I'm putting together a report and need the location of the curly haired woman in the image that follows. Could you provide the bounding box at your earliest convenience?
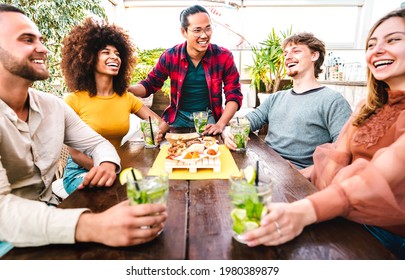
[243,8,405,259]
[61,17,169,195]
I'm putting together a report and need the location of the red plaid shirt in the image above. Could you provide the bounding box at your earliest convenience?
[139,42,243,124]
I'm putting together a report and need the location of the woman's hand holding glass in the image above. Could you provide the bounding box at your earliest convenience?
[242,199,317,247]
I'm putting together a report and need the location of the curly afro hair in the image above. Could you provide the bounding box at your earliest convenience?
[61,17,136,96]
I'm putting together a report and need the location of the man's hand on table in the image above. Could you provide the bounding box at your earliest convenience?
[78,161,117,189]
[75,200,168,246]
[203,122,226,136]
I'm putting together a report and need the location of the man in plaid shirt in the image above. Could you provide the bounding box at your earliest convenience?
[129,5,243,135]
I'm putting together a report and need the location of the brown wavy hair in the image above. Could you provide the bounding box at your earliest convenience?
[61,17,136,96]
[353,8,405,126]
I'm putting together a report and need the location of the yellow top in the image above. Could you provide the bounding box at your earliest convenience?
[64,90,143,147]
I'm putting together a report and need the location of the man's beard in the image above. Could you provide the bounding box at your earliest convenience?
[286,68,298,77]
[0,46,49,81]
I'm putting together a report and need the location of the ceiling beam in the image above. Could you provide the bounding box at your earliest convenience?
[124,0,365,8]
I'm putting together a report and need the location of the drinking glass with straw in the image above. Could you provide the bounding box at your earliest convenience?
[126,169,169,232]
[140,117,159,148]
[230,117,250,152]
[126,169,169,206]
[228,161,273,244]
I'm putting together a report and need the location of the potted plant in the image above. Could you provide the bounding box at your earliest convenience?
[246,27,293,105]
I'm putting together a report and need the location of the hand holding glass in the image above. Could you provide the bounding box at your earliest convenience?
[230,118,250,152]
[229,172,272,244]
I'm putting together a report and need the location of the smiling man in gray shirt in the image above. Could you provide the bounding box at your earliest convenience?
[224,32,352,169]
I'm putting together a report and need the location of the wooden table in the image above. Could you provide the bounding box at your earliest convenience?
[3,133,395,260]
[188,135,395,260]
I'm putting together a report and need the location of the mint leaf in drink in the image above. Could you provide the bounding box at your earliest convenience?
[128,188,142,205]
[245,198,255,219]
[140,121,148,132]
[245,197,263,222]
[234,134,244,148]
[138,190,148,204]
[232,217,245,235]
[128,189,149,204]
[244,125,250,135]
[253,203,264,221]
[199,119,207,131]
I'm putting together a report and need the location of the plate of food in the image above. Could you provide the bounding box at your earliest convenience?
[164,137,221,173]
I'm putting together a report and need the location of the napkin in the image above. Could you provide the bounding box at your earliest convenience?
[148,144,239,180]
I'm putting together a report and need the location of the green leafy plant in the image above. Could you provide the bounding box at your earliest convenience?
[132,47,170,95]
[246,26,293,93]
[5,0,106,96]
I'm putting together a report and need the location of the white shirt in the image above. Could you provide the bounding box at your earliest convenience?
[0,88,121,247]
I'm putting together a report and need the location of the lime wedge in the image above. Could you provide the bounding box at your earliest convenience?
[119,167,143,185]
[243,165,256,185]
[145,137,154,145]
[244,221,259,232]
[231,208,247,221]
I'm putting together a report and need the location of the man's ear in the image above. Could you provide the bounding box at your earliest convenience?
[181,27,187,39]
[312,51,320,62]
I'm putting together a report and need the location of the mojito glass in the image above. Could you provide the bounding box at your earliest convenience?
[193,111,208,134]
[229,172,272,244]
[126,172,169,206]
[140,118,159,148]
[230,118,250,152]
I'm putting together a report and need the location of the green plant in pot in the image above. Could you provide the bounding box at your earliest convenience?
[246,27,293,95]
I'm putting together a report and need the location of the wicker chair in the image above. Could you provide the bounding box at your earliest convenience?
[55,144,69,180]
[51,144,70,199]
